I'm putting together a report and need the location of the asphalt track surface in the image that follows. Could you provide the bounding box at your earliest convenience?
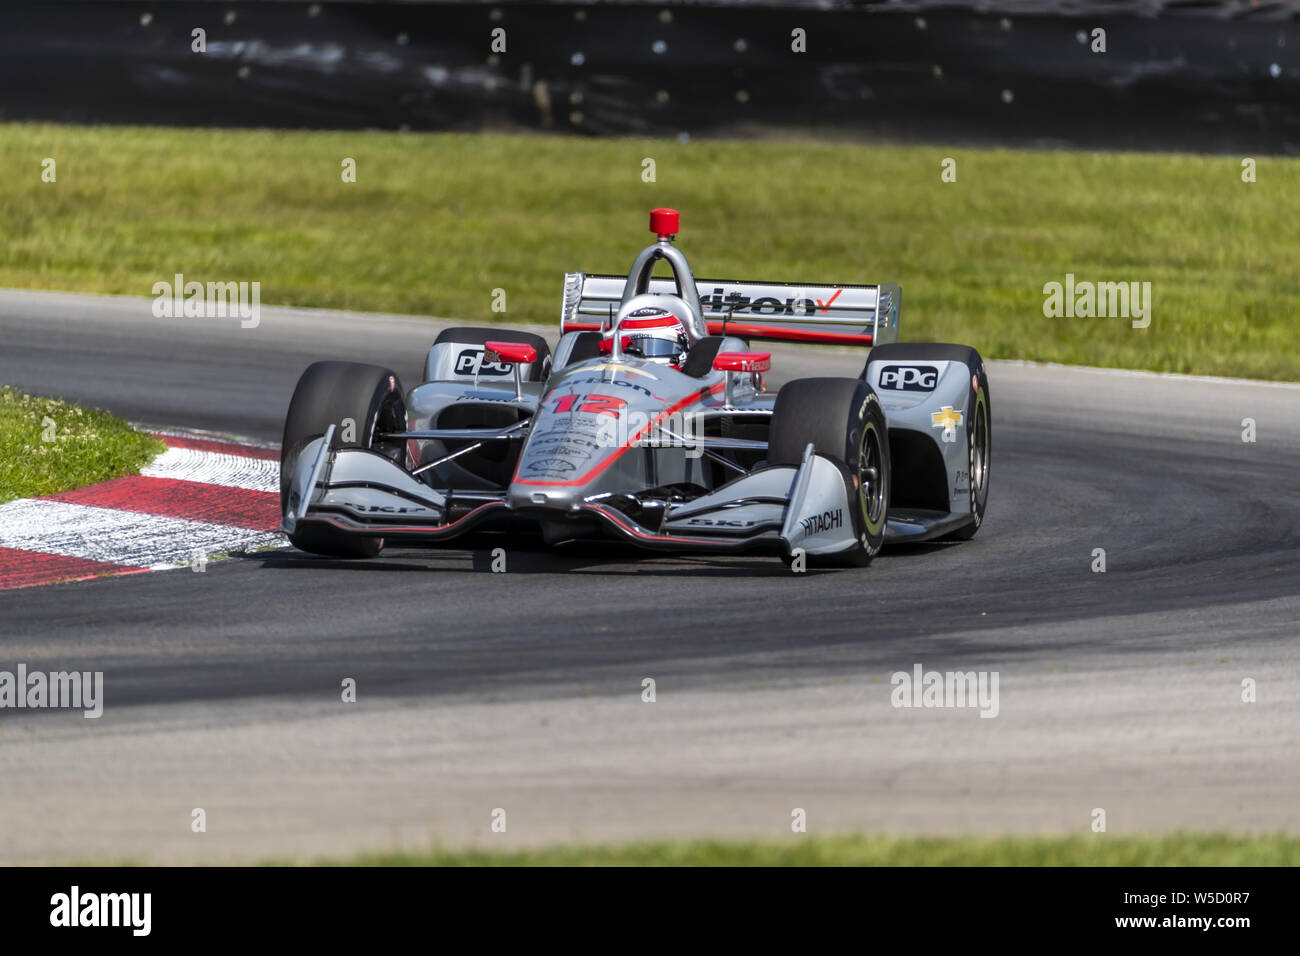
[1,289,1298,863]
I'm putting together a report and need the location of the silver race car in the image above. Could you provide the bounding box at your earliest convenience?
[280,208,990,566]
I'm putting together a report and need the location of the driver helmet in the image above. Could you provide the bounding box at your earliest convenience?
[605,296,692,367]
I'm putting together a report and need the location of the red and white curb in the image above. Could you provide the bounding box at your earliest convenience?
[0,430,285,591]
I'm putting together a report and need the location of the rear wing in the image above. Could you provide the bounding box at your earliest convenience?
[561,273,900,348]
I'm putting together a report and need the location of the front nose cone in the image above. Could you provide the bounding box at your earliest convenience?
[507,484,584,513]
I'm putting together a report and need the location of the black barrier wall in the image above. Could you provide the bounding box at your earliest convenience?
[2,2,1297,152]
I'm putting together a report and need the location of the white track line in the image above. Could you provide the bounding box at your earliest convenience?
[987,359,1300,391]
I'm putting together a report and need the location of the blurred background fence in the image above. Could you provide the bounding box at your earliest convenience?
[2,1,1297,151]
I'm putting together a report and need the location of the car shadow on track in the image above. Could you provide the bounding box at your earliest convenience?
[251,531,957,578]
[252,549,797,578]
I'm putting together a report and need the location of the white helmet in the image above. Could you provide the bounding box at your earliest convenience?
[606,294,693,367]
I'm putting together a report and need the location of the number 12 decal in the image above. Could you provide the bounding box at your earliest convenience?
[552,394,627,417]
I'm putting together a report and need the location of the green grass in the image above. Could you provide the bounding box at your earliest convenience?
[3,124,1299,379]
[288,833,1300,867]
[0,387,165,503]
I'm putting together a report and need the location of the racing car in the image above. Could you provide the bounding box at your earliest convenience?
[279,208,990,566]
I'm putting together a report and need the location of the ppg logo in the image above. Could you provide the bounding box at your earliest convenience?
[879,364,938,391]
[454,348,512,376]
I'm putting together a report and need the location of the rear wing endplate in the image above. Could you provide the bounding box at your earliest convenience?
[562,273,900,347]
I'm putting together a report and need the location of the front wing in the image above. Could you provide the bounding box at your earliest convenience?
[281,436,871,558]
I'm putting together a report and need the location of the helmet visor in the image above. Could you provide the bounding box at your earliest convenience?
[627,335,682,359]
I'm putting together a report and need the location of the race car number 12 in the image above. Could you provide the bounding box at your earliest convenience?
[553,394,627,418]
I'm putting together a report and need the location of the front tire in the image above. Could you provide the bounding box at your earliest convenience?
[280,361,407,558]
[769,377,891,566]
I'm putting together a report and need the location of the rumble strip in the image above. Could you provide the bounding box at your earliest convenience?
[0,431,284,590]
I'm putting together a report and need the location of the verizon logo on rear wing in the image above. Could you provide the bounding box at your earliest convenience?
[561,273,900,348]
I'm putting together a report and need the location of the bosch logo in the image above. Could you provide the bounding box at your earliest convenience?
[454,348,513,377]
[879,365,938,391]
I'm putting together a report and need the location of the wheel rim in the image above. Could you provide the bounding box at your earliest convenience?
[858,421,886,532]
[970,391,989,505]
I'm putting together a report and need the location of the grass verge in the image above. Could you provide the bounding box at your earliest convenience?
[0,387,165,503]
[2,124,1298,380]
[290,833,1300,867]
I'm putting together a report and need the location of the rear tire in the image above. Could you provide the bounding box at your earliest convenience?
[942,357,990,540]
[280,361,407,558]
[863,342,990,541]
[769,378,890,566]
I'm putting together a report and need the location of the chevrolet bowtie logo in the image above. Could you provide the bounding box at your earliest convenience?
[931,406,963,430]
